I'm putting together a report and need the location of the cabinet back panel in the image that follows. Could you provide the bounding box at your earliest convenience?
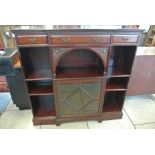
[58,49,103,68]
[19,47,51,72]
[109,46,136,73]
[103,91,126,112]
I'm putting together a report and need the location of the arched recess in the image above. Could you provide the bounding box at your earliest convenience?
[54,47,108,78]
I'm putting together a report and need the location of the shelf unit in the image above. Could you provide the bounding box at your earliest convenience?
[19,46,56,123]
[103,45,136,114]
[11,29,143,126]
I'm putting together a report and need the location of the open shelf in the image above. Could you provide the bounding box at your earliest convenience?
[19,47,52,80]
[56,67,103,78]
[103,91,125,112]
[27,80,53,96]
[56,49,104,78]
[31,95,56,117]
[25,69,52,81]
[108,46,136,75]
[106,77,129,91]
[107,67,130,77]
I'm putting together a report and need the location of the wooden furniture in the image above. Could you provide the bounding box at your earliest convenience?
[1,29,144,125]
[127,47,155,95]
[145,25,155,46]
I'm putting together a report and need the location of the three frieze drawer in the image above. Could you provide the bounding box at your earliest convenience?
[15,34,139,45]
[50,35,111,44]
[112,35,139,43]
[16,35,48,45]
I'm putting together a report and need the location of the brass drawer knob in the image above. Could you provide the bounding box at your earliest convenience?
[62,37,70,43]
[29,38,37,43]
[92,37,101,42]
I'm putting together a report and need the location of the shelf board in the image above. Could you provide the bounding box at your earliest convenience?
[33,102,56,117]
[103,101,122,112]
[29,85,53,96]
[26,69,52,81]
[106,81,127,91]
[31,95,56,117]
[107,67,130,77]
[34,107,56,117]
[56,67,103,78]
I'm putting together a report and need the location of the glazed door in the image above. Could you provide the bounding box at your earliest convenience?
[54,78,104,118]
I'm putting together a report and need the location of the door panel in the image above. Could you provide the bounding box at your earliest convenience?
[55,79,103,117]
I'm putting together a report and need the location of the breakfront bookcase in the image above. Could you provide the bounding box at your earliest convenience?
[10,29,143,125]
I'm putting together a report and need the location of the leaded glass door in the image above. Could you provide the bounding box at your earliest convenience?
[54,79,104,117]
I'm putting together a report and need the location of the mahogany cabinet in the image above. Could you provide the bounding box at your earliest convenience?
[1,29,144,125]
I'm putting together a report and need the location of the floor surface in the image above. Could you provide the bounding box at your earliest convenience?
[0,94,155,129]
[0,93,11,114]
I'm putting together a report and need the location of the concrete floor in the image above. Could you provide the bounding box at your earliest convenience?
[0,94,155,129]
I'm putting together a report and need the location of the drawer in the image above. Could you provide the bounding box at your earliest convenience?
[112,35,139,43]
[16,35,48,45]
[50,35,111,44]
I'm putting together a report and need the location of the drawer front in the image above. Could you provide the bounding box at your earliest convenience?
[112,35,139,43]
[51,35,111,44]
[16,35,48,45]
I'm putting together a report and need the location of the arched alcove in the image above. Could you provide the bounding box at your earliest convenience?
[56,48,105,78]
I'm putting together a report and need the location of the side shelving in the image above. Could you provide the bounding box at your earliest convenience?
[107,46,136,77]
[31,95,56,117]
[103,45,136,114]
[103,91,126,112]
[106,77,129,91]
[27,80,53,96]
[19,46,56,121]
[19,47,52,80]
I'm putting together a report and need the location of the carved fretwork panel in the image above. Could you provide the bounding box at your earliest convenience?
[91,48,108,73]
[52,48,72,76]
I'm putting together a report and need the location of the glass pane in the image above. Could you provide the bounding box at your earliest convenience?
[80,82,101,98]
[60,101,79,115]
[58,83,79,93]
[58,81,101,116]
[82,99,99,114]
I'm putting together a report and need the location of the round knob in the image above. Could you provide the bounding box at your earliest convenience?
[92,37,100,42]
[62,37,70,43]
[29,38,37,43]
